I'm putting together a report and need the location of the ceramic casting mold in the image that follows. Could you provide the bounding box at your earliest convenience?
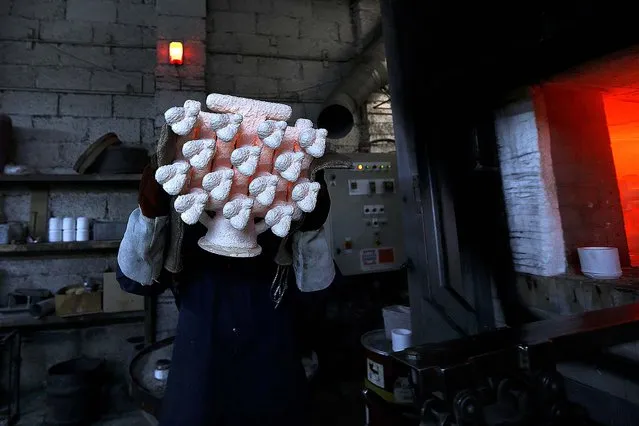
[156,93,328,257]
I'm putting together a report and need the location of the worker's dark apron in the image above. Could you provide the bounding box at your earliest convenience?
[158,224,309,426]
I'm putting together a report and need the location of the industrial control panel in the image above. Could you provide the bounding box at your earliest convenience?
[324,153,406,276]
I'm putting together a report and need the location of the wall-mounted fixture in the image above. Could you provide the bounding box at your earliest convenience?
[169,41,183,65]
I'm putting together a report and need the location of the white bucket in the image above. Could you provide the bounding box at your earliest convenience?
[577,247,622,279]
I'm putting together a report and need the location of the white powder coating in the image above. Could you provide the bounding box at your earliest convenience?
[494,95,566,276]
[157,93,328,257]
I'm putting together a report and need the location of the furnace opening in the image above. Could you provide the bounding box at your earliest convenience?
[495,47,639,275]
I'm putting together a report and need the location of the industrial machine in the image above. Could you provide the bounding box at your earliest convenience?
[380,302,639,426]
[324,153,406,276]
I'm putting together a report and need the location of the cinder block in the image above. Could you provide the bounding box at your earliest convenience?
[338,22,355,43]
[88,118,141,143]
[301,61,341,83]
[142,74,155,94]
[315,38,355,61]
[0,0,9,14]
[0,16,38,39]
[116,2,155,27]
[275,36,318,58]
[235,76,278,97]
[140,119,157,145]
[230,0,272,14]
[10,0,66,19]
[311,0,350,24]
[91,70,143,93]
[66,0,116,22]
[36,67,91,90]
[13,140,63,171]
[40,20,93,43]
[114,95,155,119]
[0,42,59,66]
[279,79,328,102]
[180,78,207,91]
[92,23,142,46]
[113,47,155,72]
[0,65,36,88]
[49,191,108,220]
[300,18,339,41]
[208,0,230,11]
[6,115,33,128]
[58,46,114,68]
[157,15,205,40]
[105,192,138,221]
[32,117,90,141]
[209,54,258,76]
[157,0,206,17]
[142,26,156,47]
[276,0,313,18]
[256,14,299,37]
[2,193,30,222]
[257,57,301,79]
[213,11,256,34]
[205,74,236,95]
[60,94,112,117]
[155,90,206,115]
[0,91,58,116]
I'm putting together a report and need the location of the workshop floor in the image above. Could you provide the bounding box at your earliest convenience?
[16,380,365,426]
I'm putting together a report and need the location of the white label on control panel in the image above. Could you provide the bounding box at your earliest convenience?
[360,248,396,271]
[367,358,384,388]
[393,377,414,404]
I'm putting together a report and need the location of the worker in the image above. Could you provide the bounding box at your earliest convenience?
[116,126,339,426]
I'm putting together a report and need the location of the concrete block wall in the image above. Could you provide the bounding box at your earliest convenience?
[0,0,395,389]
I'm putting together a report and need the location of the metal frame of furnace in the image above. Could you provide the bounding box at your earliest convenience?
[324,153,406,276]
[387,302,639,426]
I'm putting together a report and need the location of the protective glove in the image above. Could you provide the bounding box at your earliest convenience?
[298,170,330,232]
[138,162,171,218]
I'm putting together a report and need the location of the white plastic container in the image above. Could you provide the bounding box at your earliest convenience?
[62,217,75,231]
[49,217,62,231]
[48,230,62,243]
[577,247,622,280]
[391,328,412,352]
[75,229,89,242]
[62,229,75,242]
[76,217,89,231]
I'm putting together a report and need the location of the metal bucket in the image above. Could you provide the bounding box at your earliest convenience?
[46,357,104,426]
[361,329,418,426]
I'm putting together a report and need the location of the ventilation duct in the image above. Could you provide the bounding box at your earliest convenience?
[317,26,388,139]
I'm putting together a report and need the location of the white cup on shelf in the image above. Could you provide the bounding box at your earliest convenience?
[76,229,89,242]
[48,229,62,243]
[62,229,75,242]
[62,217,75,231]
[49,217,62,231]
[76,217,89,231]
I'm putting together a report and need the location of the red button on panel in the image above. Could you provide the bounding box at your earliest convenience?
[378,248,395,264]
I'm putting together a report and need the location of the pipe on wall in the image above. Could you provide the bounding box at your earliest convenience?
[317,24,388,139]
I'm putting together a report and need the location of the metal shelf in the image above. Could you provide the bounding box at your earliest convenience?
[0,310,145,331]
[0,174,141,188]
[0,240,121,256]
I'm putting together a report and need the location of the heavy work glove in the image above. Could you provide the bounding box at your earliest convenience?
[138,162,171,218]
[298,170,330,232]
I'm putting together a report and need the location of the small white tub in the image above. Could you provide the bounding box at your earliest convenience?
[577,247,622,280]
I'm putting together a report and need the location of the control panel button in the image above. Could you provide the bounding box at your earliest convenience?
[383,180,395,193]
[368,181,376,193]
